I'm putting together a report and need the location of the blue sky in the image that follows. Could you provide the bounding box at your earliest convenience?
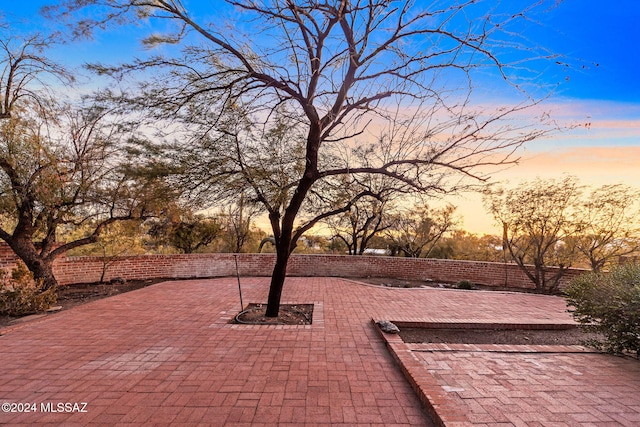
[543,2,640,103]
[2,0,639,234]
[2,1,637,103]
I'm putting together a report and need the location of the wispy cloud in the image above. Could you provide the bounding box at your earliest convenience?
[514,146,640,183]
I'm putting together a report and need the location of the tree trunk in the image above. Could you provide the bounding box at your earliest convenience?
[7,239,59,290]
[264,121,321,317]
[29,259,58,290]
[265,248,289,317]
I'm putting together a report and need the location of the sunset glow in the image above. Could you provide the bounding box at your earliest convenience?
[2,0,638,236]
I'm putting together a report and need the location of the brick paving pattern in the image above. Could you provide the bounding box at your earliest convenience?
[0,277,638,426]
[1,278,432,426]
[416,349,640,426]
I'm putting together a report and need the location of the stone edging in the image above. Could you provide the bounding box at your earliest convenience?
[373,319,470,427]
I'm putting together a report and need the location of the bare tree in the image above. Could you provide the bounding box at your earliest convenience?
[326,174,396,255]
[219,193,263,253]
[386,204,457,258]
[574,184,640,272]
[328,197,391,255]
[483,177,581,293]
[0,32,70,119]
[54,0,564,315]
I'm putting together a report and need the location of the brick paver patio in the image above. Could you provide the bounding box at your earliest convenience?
[1,277,638,426]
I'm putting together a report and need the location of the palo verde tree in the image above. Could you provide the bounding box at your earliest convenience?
[54,0,565,316]
[0,32,172,289]
[573,184,640,272]
[483,176,581,293]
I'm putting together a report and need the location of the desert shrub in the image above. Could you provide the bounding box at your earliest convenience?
[0,263,57,316]
[455,280,475,290]
[565,264,640,356]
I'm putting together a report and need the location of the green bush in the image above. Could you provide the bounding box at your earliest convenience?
[0,263,57,317]
[455,280,475,290]
[565,264,640,356]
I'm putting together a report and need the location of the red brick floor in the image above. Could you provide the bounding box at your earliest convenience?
[1,277,433,426]
[415,347,640,426]
[368,279,640,427]
[0,277,638,426]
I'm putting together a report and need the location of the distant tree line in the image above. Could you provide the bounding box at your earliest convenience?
[0,1,602,314]
[484,177,640,293]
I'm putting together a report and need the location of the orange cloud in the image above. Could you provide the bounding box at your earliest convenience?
[451,145,640,235]
[510,146,640,184]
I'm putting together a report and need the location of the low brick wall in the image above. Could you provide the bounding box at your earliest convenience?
[56,253,586,291]
[0,244,587,290]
